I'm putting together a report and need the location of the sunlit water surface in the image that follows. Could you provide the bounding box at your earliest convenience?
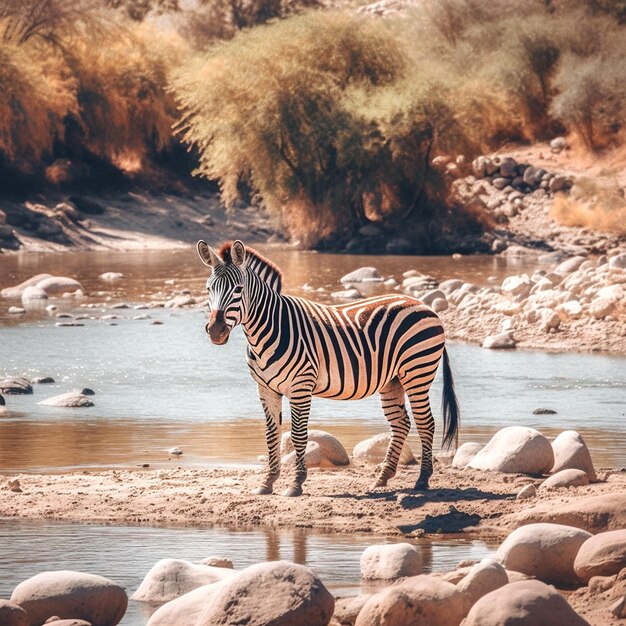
[0,248,624,625]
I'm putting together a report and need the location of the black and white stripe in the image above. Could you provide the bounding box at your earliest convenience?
[198,240,460,496]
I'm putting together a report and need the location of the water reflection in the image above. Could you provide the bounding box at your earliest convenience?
[0,518,495,626]
[1,249,625,472]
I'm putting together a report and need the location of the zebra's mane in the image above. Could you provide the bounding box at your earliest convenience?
[218,242,282,293]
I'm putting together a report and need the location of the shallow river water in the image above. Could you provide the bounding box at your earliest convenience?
[0,247,624,624]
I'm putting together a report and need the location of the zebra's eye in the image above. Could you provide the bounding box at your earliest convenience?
[233,285,243,295]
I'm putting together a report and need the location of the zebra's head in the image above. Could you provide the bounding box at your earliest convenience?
[197,239,247,345]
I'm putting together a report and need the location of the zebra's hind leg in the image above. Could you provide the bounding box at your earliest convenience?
[405,385,436,490]
[373,379,411,489]
[253,384,283,496]
[283,393,312,497]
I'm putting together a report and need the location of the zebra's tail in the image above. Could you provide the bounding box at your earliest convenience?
[441,347,460,451]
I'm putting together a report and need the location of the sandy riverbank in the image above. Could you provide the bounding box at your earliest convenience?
[1,465,624,539]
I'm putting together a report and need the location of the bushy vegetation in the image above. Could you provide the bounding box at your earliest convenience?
[1,0,625,245]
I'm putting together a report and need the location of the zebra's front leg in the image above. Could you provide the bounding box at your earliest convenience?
[283,394,312,497]
[253,384,283,496]
[373,379,411,489]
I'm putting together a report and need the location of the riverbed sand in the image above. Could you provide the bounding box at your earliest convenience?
[1,464,624,539]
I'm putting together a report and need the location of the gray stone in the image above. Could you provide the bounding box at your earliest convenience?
[340,267,382,283]
[462,580,590,625]
[492,177,510,190]
[468,427,554,474]
[194,561,334,626]
[574,529,626,583]
[281,430,349,467]
[0,377,33,395]
[452,442,483,468]
[539,469,590,490]
[554,256,586,275]
[132,558,235,604]
[11,570,127,626]
[360,543,421,580]
[355,575,470,626]
[550,430,596,481]
[353,433,416,466]
[39,393,94,408]
[495,523,591,586]
[482,332,516,350]
[37,277,83,296]
[608,252,626,269]
[499,158,517,178]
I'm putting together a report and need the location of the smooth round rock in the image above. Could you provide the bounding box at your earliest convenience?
[201,557,233,569]
[495,523,592,586]
[457,558,509,605]
[10,570,127,626]
[516,484,537,500]
[1,274,53,298]
[132,559,235,604]
[574,530,626,583]
[452,442,483,468]
[281,441,322,469]
[360,543,422,580]
[0,600,29,626]
[194,561,334,626]
[39,393,94,408]
[468,427,553,474]
[37,277,83,296]
[0,377,33,395]
[482,332,516,350]
[462,580,591,625]
[146,583,227,626]
[21,286,49,301]
[539,469,590,490]
[355,575,470,626]
[353,433,416,465]
[550,430,596,481]
[281,430,349,467]
[99,273,124,281]
[340,267,383,283]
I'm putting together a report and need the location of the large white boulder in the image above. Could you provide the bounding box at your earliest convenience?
[281,441,322,469]
[353,433,416,465]
[281,430,349,467]
[193,561,334,626]
[146,582,227,626]
[482,332,516,350]
[10,571,127,626]
[132,559,235,604]
[452,442,483,468]
[553,256,586,276]
[36,276,83,296]
[574,529,626,583]
[501,275,533,299]
[360,543,422,580]
[550,430,596,481]
[495,523,592,586]
[468,427,554,474]
[461,580,591,625]
[39,393,94,408]
[1,274,53,298]
[355,575,470,626]
[539,469,590,490]
[456,558,509,605]
[340,267,383,283]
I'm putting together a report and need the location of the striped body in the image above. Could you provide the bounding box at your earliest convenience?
[246,294,444,401]
[198,240,459,496]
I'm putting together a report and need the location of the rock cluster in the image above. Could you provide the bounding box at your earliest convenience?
[1,274,84,303]
[453,427,597,487]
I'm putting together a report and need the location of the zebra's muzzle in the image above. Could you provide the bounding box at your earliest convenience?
[206,310,230,345]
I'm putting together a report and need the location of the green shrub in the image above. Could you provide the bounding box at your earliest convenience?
[173,12,482,245]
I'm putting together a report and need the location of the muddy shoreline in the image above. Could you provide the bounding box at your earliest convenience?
[1,465,624,539]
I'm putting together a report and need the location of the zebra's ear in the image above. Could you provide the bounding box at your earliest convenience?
[197,240,222,268]
[231,240,246,267]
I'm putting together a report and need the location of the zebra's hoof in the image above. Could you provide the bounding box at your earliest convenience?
[282,485,303,497]
[252,485,273,495]
[372,479,388,489]
[413,480,430,491]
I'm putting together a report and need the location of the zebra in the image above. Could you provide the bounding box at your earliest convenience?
[198,239,459,497]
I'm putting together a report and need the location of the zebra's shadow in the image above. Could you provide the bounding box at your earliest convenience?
[330,486,512,505]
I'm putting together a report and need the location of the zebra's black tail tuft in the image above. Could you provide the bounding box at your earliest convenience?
[441,347,460,450]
